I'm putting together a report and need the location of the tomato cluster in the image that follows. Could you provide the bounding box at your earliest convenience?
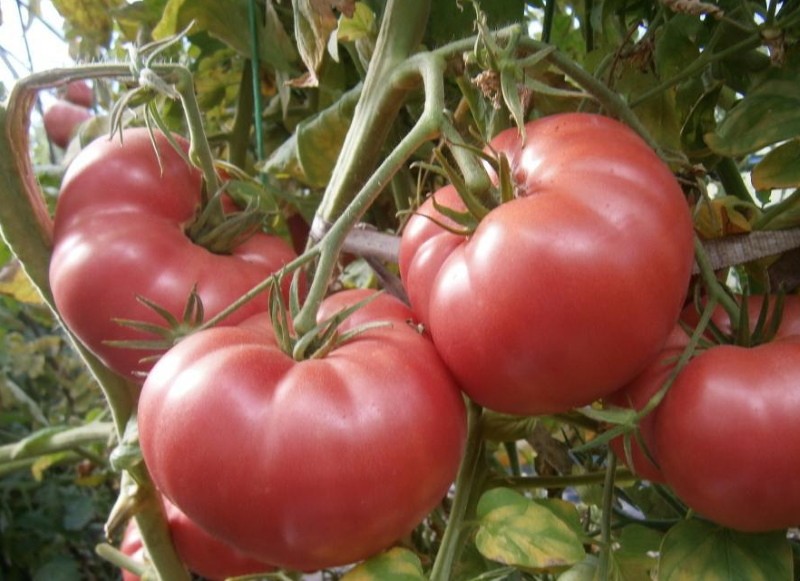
[50,112,749,574]
[47,126,467,574]
[609,295,800,532]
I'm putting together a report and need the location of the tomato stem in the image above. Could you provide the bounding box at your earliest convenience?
[95,543,147,578]
[693,236,741,323]
[486,467,637,490]
[293,52,446,334]
[429,400,485,581]
[597,450,617,580]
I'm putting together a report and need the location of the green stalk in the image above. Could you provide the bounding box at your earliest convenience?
[487,467,636,490]
[429,401,485,581]
[247,0,266,163]
[629,33,762,107]
[597,451,617,580]
[694,236,741,322]
[315,0,431,224]
[432,29,663,155]
[716,157,753,202]
[229,62,255,168]
[0,422,114,463]
[293,53,445,334]
[172,67,221,196]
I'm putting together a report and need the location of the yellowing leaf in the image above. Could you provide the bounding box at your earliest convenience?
[341,547,425,581]
[292,0,338,86]
[693,195,761,239]
[475,488,586,572]
[752,140,800,191]
[0,261,44,304]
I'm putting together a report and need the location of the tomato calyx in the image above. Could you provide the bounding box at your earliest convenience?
[422,141,516,237]
[688,289,789,348]
[105,286,205,373]
[269,282,390,361]
[186,185,268,255]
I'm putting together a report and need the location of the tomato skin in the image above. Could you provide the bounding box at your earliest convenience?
[43,100,92,148]
[608,295,800,483]
[653,337,800,532]
[605,325,689,483]
[63,80,94,108]
[137,289,467,571]
[49,128,297,380]
[400,113,694,415]
[120,499,273,581]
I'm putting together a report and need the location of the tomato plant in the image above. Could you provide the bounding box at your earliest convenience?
[137,289,467,571]
[5,0,800,579]
[49,127,298,381]
[42,100,92,148]
[400,113,695,416]
[120,499,273,581]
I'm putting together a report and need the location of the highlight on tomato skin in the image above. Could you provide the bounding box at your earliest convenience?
[136,288,468,572]
[400,112,696,417]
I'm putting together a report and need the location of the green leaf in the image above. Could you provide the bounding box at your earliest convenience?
[33,555,81,581]
[427,0,526,45]
[475,488,586,572]
[340,547,426,580]
[654,14,703,81]
[752,140,800,191]
[50,0,121,47]
[260,84,361,187]
[153,0,296,71]
[500,66,526,141]
[657,519,792,581]
[706,79,800,156]
[615,524,662,580]
[63,495,95,531]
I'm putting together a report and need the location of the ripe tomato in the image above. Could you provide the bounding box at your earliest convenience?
[652,295,800,532]
[49,128,298,381]
[120,499,273,581]
[608,295,800,483]
[605,325,689,483]
[43,100,92,148]
[137,289,467,571]
[63,80,94,108]
[400,113,694,415]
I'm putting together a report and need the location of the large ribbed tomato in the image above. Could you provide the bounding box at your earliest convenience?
[651,295,800,532]
[609,295,800,484]
[399,113,694,415]
[137,289,467,571]
[49,128,297,381]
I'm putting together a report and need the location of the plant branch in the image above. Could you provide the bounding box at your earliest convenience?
[293,52,445,334]
[429,400,485,581]
[487,467,636,490]
[0,422,114,463]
